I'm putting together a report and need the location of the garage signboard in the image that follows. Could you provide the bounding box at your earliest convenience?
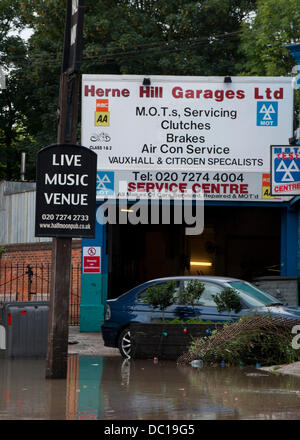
[81,75,293,200]
[35,144,97,237]
[270,145,300,196]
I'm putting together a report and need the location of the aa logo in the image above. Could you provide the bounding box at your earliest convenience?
[95,111,110,127]
[96,171,114,196]
[262,187,274,199]
[262,174,274,199]
[257,102,278,127]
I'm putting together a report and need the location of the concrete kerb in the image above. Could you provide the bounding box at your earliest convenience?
[259,362,300,377]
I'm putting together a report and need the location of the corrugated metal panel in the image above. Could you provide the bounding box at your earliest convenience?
[0,182,51,245]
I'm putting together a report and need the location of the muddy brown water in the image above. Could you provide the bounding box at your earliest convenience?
[1,355,300,420]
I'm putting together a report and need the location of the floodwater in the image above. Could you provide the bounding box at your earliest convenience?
[1,355,300,420]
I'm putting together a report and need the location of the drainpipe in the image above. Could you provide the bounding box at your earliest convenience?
[20,152,26,181]
[286,44,300,144]
[286,44,300,289]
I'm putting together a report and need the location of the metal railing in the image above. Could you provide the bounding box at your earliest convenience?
[0,262,81,325]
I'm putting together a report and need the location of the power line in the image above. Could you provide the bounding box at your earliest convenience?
[0,30,244,65]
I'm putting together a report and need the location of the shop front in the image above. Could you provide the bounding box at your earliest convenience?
[79,74,298,331]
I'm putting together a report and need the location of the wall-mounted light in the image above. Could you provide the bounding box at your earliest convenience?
[120,208,134,213]
[224,76,232,83]
[143,78,151,86]
[190,261,212,267]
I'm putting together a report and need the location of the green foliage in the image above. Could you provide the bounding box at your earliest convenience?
[0,1,30,180]
[189,328,300,366]
[178,280,205,315]
[238,0,300,127]
[143,281,176,321]
[212,287,243,319]
[239,0,300,76]
[3,0,300,181]
[0,0,257,180]
[0,0,64,180]
[82,0,256,76]
[187,315,300,366]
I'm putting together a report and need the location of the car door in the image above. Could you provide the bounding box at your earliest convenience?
[178,280,247,322]
[132,280,181,322]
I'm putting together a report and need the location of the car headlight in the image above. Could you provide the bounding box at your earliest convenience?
[105,304,111,320]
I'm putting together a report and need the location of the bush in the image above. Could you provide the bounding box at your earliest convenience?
[179,315,300,367]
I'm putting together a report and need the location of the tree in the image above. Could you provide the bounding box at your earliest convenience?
[82,0,257,76]
[179,280,205,317]
[143,281,176,321]
[0,0,30,180]
[212,287,243,320]
[239,0,300,76]
[1,0,257,180]
[0,0,66,180]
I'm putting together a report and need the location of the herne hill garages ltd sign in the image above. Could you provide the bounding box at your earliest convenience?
[81,75,293,201]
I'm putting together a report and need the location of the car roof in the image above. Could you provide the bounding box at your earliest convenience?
[146,276,241,284]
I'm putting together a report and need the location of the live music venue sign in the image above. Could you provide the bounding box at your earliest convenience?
[35,144,97,238]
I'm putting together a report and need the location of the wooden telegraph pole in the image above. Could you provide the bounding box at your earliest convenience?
[45,0,85,379]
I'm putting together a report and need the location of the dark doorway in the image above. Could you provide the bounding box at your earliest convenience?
[186,206,281,280]
[107,206,281,299]
[107,223,188,299]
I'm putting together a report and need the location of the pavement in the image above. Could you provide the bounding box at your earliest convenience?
[260,362,300,377]
[67,326,120,356]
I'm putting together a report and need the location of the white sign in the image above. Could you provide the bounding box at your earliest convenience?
[82,75,293,171]
[94,169,288,201]
[81,75,293,200]
[271,145,300,196]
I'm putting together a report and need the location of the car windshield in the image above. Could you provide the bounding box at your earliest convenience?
[227,281,283,307]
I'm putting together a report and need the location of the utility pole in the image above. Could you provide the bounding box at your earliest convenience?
[45,0,84,379]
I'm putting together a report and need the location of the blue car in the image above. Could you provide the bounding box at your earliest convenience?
[101,276,300,358]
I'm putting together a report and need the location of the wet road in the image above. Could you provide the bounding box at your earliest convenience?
[1,355,300,420]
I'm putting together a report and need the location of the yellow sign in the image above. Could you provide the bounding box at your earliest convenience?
[262,173,274,199]
[95,111,110,126]
[262,186,274,199]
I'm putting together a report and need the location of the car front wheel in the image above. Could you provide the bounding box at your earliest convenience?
[118,328,131,358]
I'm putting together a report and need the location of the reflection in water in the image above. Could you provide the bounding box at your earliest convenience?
[1,355,300,419]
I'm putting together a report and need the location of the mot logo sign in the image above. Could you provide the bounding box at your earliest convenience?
[35,144,97,238]
[270,145,300,196]
[257,102,278,126]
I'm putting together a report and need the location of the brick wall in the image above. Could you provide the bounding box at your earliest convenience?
[0,240,81,266]
[0,241,82,323]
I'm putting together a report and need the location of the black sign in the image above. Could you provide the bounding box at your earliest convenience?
[35,144,97,238]
[62,0,84,73]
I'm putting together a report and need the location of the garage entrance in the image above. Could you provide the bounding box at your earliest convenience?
[107,206,281,299]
